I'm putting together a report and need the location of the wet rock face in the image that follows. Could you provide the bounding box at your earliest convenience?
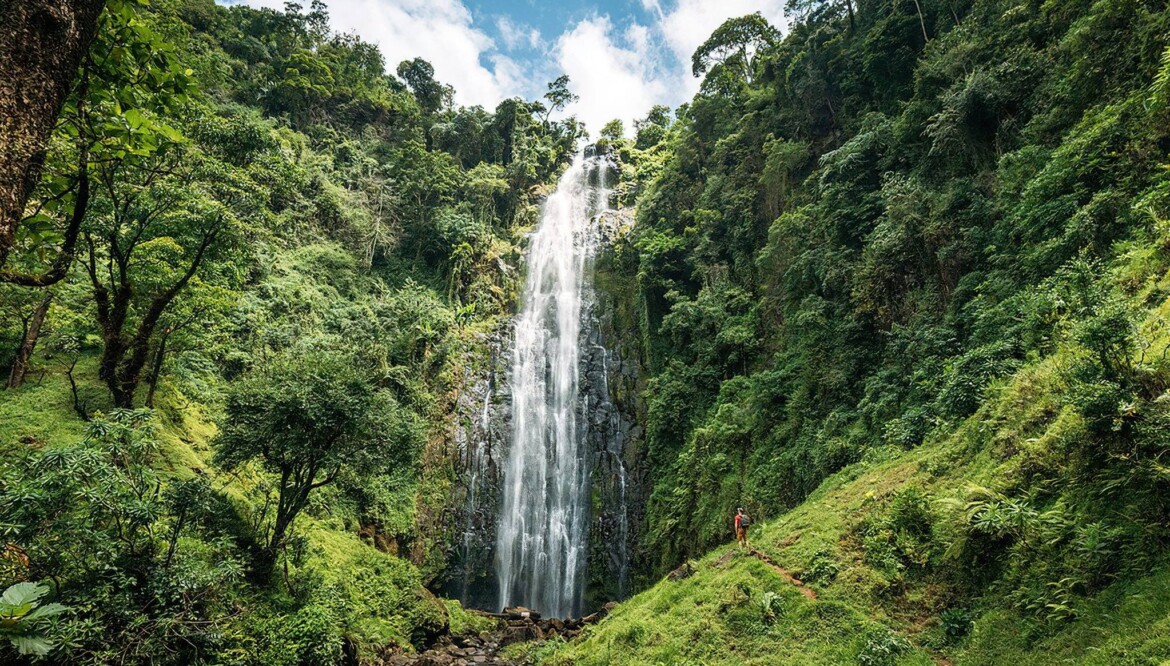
[439,327,513,611]
[578,258,644,605]
[441,162,646,616]
[582,208,646,608]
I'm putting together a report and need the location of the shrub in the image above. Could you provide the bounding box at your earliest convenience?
[804,549,840,585]
[857,628,911,666]
[939,607,973,639]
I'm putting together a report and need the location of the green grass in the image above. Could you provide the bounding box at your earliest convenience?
[548,545,936,665]
[0,358,102,450]
[544,352,1170,666]
[0,361,461,659]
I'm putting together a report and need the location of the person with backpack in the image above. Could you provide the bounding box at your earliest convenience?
[735,507,751,549]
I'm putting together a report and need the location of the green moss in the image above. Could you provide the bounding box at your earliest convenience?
[445,600,501,636]
[548,547,936,665]
[0,361,100,450]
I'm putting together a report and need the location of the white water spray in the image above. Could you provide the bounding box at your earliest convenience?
[495,155,612,618]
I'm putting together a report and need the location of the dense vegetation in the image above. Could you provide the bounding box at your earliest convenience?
[7,0,1170,662]
[0,0,579,662]
[549,0,1170,660]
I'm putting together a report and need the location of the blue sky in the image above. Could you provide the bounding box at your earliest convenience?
[221,0,787,134]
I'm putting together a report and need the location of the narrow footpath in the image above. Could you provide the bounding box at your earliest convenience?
[749,548,818,600]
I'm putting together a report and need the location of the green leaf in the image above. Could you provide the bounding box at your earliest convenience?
[1,583,47,609]
[124,108,145,128]
[11,634,55,657]
[24,603,68,621]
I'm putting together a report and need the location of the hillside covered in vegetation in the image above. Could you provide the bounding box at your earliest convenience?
[540,0,1170,661]
[4,0,1170,663]
[0,0,580,662]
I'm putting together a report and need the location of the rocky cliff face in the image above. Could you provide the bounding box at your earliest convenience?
[438,327,512,611]
[434,185,648,616]
[581,208,646,609]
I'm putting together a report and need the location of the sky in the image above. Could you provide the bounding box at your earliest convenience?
[219,0,788,135]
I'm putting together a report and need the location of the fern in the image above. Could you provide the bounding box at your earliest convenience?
[1148,43,1170,109]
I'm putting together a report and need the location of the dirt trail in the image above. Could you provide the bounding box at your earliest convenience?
[748,548,819,600]
[745,549,953,666]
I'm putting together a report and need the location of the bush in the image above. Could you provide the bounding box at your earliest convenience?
[940,607,973,640]
[804,550,840,585]
[857,628,911,666]
[860,488,938,572]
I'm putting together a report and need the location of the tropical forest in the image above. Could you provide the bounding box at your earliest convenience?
[2,0,1170,664]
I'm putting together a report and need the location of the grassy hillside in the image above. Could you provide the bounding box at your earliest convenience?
[540,0,1170,654]
[546,341,1170,664]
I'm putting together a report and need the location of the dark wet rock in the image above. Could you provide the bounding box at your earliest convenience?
[501,606,540,620]
[668,561,695,581]
[583,142,612,158]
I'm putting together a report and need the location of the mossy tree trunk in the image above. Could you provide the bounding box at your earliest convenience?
[0,0,106,269]
[6,293,52,389]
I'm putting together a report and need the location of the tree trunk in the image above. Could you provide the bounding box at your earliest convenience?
[63,357,88,420]
[144,332,168,408]
[0,0,107,269]
[911,0,930,43]
[93,225,219,408]
[7,294,52,389]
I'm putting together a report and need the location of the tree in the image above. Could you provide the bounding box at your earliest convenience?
[83,149,233,408]
[634,105,672,149]
[6,293,52,389]
[691,13,781,83]
[1,0,194,287]
[396,57,453,116]
[543,74,579,122]
[600,119,625,142]
[0,0,108,273]
[213,349,402,578]
[141,282,234,408]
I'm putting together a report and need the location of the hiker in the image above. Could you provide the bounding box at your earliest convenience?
[735,507,751,549]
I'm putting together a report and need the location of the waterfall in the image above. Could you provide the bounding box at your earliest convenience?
[495,155,611,618]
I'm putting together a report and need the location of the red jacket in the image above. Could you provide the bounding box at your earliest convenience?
[735,514,743,530]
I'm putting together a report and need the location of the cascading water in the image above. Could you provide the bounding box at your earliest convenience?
[495,155,612,618]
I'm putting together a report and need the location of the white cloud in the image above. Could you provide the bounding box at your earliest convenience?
[553,15,667,137]
[225,0,524,108]
[221,0,790,135]
[551,1,788,135]
[639,0,664,17]
[497,16,541,51]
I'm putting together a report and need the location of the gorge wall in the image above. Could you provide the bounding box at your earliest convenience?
[429,159,648,617]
